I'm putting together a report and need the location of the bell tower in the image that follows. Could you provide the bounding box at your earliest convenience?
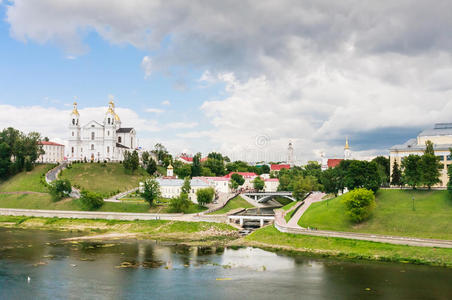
[104,100,117,161]
[69,102,81,160]
[344,137,352,160]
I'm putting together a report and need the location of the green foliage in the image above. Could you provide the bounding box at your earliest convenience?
[196,187,215,206]
[424,140,435,155]
[320,167,340,196]
[292,175,319,200]
[141,178,161,206]
[420,153,442,189]
[208,196,254,214]
[175,163,192,178]
[371,156,390,185]
[151,143,169,164]
[0,142,11,179]
[231,173,245,186]
[181,177,191,195]
[191,153,202,177]
[342,188,376,223]
[169,193,191,213]
[203,157,225,176]
[146,158,157,176]
[123,150,140,173]
[402,154,422,188]
[261,164,270,174]
[253,176,265,191]
[200,167,214,176]
[341,160,381,192]
[229,179,239,190]
[391,160,402,186]
[49,179,72,201]
[141,151,150,166]
[80,190,104,210]
[302,161,322,181]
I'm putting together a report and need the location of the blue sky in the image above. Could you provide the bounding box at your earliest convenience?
[1,1,451,163]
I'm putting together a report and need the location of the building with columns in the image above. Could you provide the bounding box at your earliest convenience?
[68,101,137,162]
[390,123,452,187]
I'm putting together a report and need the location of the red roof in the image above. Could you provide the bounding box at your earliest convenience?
[270,164,290,171]
[327,159,343,168]
[179,156,208,163]
[38,141,64,146]
[264,178,279,182]
[224,172,257,179]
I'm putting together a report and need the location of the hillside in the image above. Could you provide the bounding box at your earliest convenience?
[0,164,52,193]
[298,189,452,240]
[60,163,148,197]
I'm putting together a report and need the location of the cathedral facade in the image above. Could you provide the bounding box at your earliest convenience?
[68,101,137,162]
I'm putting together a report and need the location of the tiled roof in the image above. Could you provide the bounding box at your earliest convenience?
[116,143,129,149]
[327,159,343,168]
[264,178,279,182]
[116,127,134,133]
[179,156,208,163]
[223,172,257,179]
[270,164,290,171]
[38,141,64,146]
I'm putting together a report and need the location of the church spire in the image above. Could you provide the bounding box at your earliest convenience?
[344,137,350,150]
[72,102,79,116]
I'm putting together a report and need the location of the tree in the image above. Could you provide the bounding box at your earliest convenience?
[253,176,265,191]
[231,173,245,186]
[152,143,169,163]
[169,193,191,213]
[402,155,422,189]
[191,153,202,177]
[196,187,215,206]
[372,156,390,186]
[341,160,381,193]
[123,150,140,173]
[204,157,225,176]
[292,176,319,200]
[0,142,11,179]
[49,179,72,201]
[181,177,191,195]
[200,167,214,176]
[303,161,322,181]
[175,163,192,178]
[342,188,376,223]
[425,140,435,155]
[320,167,340,196]
[261,164,270,174]
[141,178,161,206]
[391,160,402,186]
[420,154,442,189]
[142,151,150,166]
[448,148,452,198]
[229,180,239,190]
[80,190,104,210]
[146,158,157,175]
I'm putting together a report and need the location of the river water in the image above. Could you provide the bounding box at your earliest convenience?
[1,228,452,300]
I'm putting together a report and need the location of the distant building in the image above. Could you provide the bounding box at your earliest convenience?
[176,155,208,164]
[270,164,291,172]
[264,178,279,192]
[390,123,452,187]
[38,141,65,163]
[156,178,210,203]
[321,138,351,171]
[224,172,258,189]
[287,141,294,166]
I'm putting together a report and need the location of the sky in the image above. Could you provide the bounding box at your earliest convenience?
[1,0,452,164]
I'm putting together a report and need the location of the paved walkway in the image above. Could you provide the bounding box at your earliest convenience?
[274,192,452,248]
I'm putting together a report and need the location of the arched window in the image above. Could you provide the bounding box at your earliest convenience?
[72,131,74,137]
[131,138,133,148]
[107,131,110,136]
[107,146,110,153]
[72,119,75,125]
[71,147,74,153]
[91,144,94,150]
[91,132,95,140]
[81,148,83,153]
[118,136,122,143]
[108,118,111,124]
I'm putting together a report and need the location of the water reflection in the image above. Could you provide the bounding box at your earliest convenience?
[1,228,452,300]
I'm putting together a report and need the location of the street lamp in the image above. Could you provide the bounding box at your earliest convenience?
[412,196,415,211]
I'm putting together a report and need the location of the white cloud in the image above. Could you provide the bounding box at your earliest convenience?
[141,56,152,79]
[166,122,198,129]
[161,100,170,106]
[146,108,164,114]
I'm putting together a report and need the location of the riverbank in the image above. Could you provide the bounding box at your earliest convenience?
[236,226,452,267]
[0,215,238,246]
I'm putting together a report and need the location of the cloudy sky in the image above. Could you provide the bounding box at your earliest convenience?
[1,0,452,163]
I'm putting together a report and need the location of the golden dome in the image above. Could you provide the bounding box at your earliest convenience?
[344,137,350,150]
[114,113,120,121]
[167,164,173,169]
[72,102,80,116]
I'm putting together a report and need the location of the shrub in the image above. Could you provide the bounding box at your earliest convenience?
[342,188,376,223]
[141,179,161,206]
[80,190,104,210]
[49,179,72,201]
[196,187,215,206]
[169,193,191,213]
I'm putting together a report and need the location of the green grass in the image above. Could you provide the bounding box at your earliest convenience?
[245,226,452,267]
[284,207,298,223]
[60,163,148,197]
[299,189,452,240]
[0,164,52,193]
[274,196,293,206]
[208,196,254,215]
[281,200,298,211]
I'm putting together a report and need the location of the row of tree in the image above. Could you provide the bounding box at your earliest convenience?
[0,127,43,179]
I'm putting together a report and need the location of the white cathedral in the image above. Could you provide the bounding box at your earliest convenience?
[68,101,137,162]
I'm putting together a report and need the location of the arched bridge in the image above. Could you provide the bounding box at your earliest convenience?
[243,192,295,203]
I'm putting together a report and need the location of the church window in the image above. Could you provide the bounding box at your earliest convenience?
[131,138,133,148]
[72,131,74,137]
[107,131,110,136]
[108,118,111,124]
[91,132,95,140]
[72,119,75,125]
[107,146,110,153]
[71,147,74,153]
[91,144,94,150]
[118,137,122,143]
[91,125,95,127]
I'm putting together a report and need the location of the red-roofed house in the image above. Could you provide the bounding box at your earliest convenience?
[270,164,291,172]
[264,178,279,192]
[327,159,343,169]
[176,156,208,164]
[224,172,258,189]
[38,141,65,163]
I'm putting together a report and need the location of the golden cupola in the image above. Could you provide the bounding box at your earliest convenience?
[72,102,80,116]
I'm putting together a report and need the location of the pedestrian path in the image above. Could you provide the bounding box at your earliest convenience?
[287,192,325,227]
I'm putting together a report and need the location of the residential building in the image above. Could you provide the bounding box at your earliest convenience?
[155,178,210,203]
[38,141,65,163]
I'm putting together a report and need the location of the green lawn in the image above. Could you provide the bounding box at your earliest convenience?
[299,189,452,240]
[0,164,52,193]
[281,200,298,211]
[60,163,148,197]
[274,196,293,206]
[208,196,254,215]
[245,226,452,267]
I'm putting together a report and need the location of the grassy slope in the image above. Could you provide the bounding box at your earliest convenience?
[0,164,51,193]
[299,190,452,240]
[60,163,148,197]
[208,196,254,215]
[245,226,452,267]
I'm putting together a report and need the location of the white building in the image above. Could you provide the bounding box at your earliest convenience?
[264,178,279,192]
[38,141,65,163]
[195,177,231,194]
[68,101,137,162]
[156,178,210,203]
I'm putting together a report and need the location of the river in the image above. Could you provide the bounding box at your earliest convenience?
[1,228,452,299]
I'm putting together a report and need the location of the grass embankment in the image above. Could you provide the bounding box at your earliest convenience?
[60,163,148,198]
[243,226,452,267]
[299,189,452,240]
[0,164,52,193]
[208,196,254,215]
[0,215,238,244]
[281,201,299,222]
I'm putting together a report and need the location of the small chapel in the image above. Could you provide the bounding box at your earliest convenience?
[68,100,137,162]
